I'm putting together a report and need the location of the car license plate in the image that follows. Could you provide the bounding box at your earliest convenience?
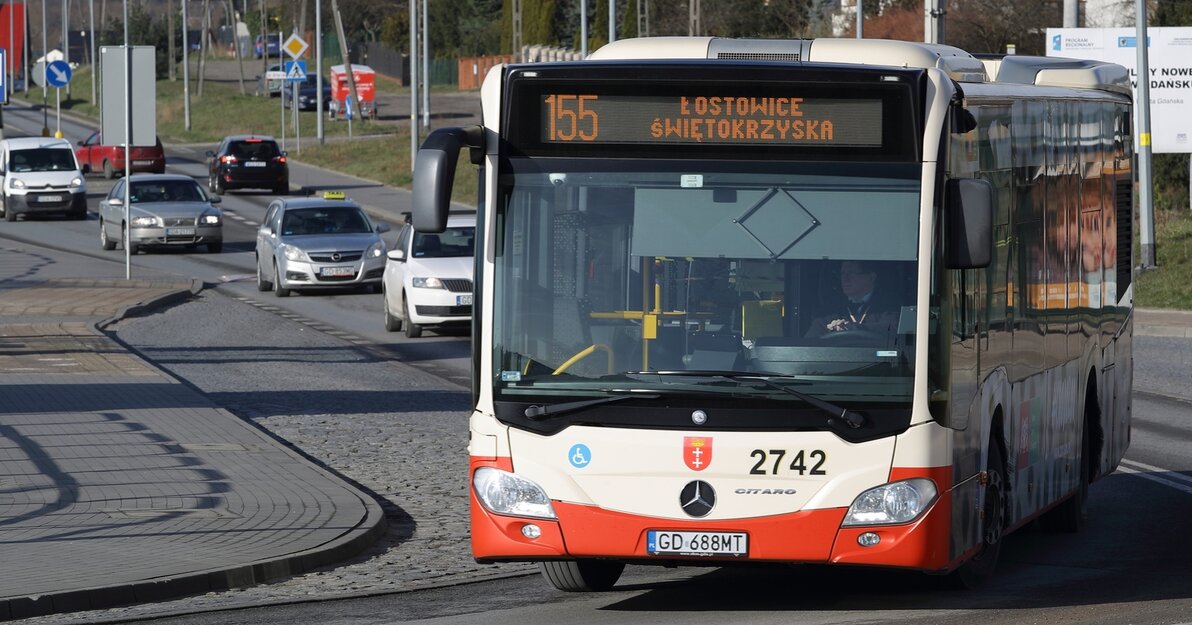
[134,160,154,166]
[646,531,748,557]
[320,266,355,277]
[38,195,64,202]
[166,227,196,236]
[456,294,472,306]
[245,161,267,167]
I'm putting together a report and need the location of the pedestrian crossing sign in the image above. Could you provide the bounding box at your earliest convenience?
[284,60,307,83]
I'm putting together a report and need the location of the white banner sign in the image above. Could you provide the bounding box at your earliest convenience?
[1047,27,1192,153]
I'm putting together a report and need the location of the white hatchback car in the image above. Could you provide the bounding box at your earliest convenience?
[382,213,475,338]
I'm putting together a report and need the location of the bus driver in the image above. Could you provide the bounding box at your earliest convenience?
[805,260,899,339]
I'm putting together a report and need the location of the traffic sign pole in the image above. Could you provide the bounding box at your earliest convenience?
[44,60,73,139]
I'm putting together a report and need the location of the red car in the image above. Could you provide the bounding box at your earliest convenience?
[75,132,166,179]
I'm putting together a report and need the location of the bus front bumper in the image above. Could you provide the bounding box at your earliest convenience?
[470,458,957,572]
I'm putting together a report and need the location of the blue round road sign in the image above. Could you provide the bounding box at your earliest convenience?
[46,60,72,87]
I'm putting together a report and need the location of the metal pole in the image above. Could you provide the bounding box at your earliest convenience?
[183,0,190,130]
[24,0,29,95]
[315,0,322,143]
[580,0,586,57]
[1064,0,1078,27]
[608,0,614,43]
[123,0,131,279]
[856,0,862,39]
[1135,0,1155,268]
[89,0,95,104]
[420,0,427,128]
[60,0,66,98]
[41,0,47,135]
[9,0,15,99]
[278,25,284,150]
[408,0,416,169]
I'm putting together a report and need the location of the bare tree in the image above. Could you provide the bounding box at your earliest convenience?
[948,0,1063,55]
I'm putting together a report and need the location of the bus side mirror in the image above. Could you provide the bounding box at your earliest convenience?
[413,125,483,234]
[945,178,993,269]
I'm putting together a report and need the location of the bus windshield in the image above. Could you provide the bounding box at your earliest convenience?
[493,159,923,408]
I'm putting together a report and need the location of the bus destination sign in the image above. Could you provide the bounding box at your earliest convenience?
[541,94,884,147]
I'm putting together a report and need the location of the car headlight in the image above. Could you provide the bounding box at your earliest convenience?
[130,215,158,227]
[69,176,85,189]
[842,478,938,526]
[282,244,308,262]
[10,178,25,189]
[365,240,385,258]
[472,467,557,520]
[200,212,222,225]
[412,276,444,289]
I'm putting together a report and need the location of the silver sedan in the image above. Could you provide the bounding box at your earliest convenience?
[98,174,223,254]
[255,194,389,297]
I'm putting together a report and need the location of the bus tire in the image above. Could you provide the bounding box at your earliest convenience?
[539,560,624,592]
[949,441,1006,589]
[1040,420,1090,533]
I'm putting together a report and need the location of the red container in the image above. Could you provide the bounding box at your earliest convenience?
[328,64,377,120]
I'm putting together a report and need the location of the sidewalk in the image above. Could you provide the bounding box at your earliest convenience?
[0,244,386,621]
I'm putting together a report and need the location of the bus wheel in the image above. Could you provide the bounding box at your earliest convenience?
[540,560,624,592]
[950,442,1005,589]
[1040,422,1090,533]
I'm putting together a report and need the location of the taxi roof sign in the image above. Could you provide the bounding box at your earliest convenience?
[322,191,346,200]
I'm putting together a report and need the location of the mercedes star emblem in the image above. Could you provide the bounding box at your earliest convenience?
[680,480,716,518]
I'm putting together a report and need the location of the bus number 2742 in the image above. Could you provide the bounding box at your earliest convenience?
[749,449,827,475]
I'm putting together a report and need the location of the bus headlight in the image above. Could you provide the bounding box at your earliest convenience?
[842,478,937,526]
[472,467,557,520]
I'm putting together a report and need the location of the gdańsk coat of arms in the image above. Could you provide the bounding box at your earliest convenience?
[683,436,712,471]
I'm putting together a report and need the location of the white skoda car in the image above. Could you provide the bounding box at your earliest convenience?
[382,213,476,338]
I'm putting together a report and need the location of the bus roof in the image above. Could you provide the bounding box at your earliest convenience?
[588,37,1130,96]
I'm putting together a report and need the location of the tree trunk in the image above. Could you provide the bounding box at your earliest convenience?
[330,0,359,126]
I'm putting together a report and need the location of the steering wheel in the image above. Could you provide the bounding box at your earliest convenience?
[819,328,887,343]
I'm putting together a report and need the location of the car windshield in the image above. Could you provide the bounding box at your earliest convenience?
[230,140,280,159]
[129,180,206,203]
[281,206,372,235]
[10,148,75,172]
[413,226,474,258]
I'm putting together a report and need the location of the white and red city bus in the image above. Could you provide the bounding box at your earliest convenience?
[412,37,1135,591]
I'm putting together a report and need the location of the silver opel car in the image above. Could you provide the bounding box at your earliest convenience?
[255,192,389,297]
[99,174,223,254]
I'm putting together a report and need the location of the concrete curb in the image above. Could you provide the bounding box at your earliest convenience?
[3,495,388,620]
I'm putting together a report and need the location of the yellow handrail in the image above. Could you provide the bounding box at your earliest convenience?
[553,343,614,375]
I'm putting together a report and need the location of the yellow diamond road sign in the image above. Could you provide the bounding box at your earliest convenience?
[283,34,308,59]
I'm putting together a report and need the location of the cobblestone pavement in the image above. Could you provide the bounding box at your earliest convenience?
[16,289,534,625]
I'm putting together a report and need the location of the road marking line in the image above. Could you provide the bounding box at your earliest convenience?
[1118,460,1192,495]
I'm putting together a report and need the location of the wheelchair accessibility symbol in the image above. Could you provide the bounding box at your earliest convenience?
[568,444,591,469]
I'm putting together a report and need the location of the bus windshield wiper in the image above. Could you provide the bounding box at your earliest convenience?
[524,390,661,420]
[628,370,866,430]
